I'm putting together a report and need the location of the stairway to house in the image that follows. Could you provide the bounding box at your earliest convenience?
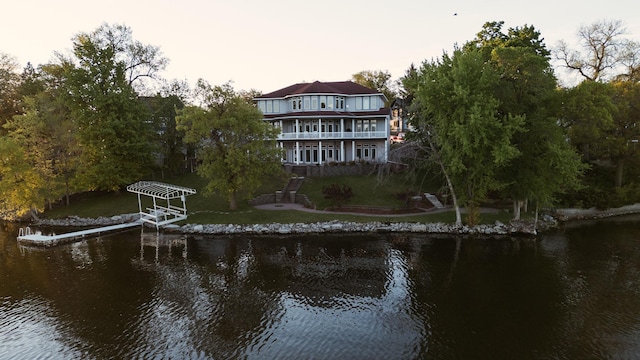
[424,193,444,209]
[281,177,305,203]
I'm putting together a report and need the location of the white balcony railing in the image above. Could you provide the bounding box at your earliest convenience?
[277,131,387,140]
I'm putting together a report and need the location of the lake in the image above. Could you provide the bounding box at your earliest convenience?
[2,215,640,359]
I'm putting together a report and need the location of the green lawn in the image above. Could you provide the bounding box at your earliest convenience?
[42,172,513,225]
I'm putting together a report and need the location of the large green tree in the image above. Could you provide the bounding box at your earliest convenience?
[176,81,283,210]
[413,48,524,224]
[467,22,585,218]
[61,24,159,191]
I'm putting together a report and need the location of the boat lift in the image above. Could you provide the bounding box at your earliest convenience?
[17,181,197,247]
[126,181,197,228]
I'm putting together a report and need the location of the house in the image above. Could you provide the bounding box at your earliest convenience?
[255,81,391,166]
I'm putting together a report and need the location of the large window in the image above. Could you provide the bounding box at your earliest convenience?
[258,100,280,113]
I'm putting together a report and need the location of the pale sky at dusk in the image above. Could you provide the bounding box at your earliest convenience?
[3,0,639,93]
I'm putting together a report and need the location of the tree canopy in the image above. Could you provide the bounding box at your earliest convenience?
[176,81,283,210]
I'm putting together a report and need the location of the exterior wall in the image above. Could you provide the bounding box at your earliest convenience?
[257,83,390,166]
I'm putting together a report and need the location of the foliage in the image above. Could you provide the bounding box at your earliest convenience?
[352,70,397,105]
[140,95,188,176]
[176,80,283,210]
[413,47,524,220]
[61,24,158,191]
[0,137,45,219]
[0,52,21,131]
[322,184,355,208]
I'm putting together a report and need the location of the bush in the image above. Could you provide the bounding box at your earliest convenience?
[322,184,354,208]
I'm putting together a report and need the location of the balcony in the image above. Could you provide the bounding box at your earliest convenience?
[278,130,387,141]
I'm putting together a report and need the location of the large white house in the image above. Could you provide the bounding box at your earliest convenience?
[255,81,390,166]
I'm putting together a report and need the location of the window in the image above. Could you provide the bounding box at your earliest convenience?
[304,96,310,110]
[363,96,369,110]
[258,101,266,113]
[356,97,363,110]
[273,101,280,113]
[327,96,334,109]
[312,96,318,109]
[291,97,300,110]
[370,96,377,109]
[320,96,327,109]
[335,97,344,109]
[266,101,272,113]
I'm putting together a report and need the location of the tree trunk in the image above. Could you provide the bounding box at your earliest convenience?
[616,159,624,188]
[427,133,462,226]
[229,191,238,211]
[513,200,521,220]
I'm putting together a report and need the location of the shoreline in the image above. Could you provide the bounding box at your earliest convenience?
[21,203,640,244]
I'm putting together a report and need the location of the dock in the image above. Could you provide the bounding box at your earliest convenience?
[17,221,142,247]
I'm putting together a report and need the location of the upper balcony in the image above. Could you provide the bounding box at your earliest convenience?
[277,130,388,141]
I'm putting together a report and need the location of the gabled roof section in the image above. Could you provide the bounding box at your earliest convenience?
[257,81,380,99]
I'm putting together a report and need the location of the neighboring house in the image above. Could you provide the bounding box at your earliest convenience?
[389,98,413,143]
[255,81,390,165]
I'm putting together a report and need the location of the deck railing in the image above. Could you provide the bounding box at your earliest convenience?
[278,131,387,140]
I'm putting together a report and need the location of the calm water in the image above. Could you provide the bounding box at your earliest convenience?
[2,216,640,359]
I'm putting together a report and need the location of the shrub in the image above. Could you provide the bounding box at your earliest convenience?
[322,184,354,208]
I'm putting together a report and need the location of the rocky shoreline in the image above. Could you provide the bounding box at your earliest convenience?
[30,203,640,238]
[33,212,550,236]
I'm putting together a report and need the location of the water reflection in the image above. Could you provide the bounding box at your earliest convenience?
[2,218,640,359]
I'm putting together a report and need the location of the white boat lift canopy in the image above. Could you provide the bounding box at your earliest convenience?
[126,181,197,228]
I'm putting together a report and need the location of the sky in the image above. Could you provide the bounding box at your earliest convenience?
[2,0,639,93]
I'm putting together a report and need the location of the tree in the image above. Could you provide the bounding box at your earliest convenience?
[176,81,283,210]
[352,70,397,106]
[140,94,187,177]
[60,23,158,191]
[0,137,46,220]
[468,23,585,219]
[0,52,21,131]
[555,19,629,82]
[82,23,168,95]
[607,81,640,187]
[413,48,524,225]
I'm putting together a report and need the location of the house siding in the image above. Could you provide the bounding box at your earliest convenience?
[256,81,391,166]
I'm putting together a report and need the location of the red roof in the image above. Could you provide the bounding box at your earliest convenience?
[257,81,380,99]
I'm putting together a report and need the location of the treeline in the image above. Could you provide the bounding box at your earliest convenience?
[392,20,640,224]
[0,20,638,222]
[0,24,192,220]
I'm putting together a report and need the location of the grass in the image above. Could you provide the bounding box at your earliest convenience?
[42,171,515,225]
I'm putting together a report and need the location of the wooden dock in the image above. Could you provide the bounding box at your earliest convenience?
[17,221,142,247]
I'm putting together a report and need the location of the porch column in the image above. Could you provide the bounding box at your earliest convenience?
[341,118,344,138]
[295,141,300,165]
[318,140,322,164]
[340,141,345,162]
[384,139,388,162]
[319,119,322,139]
[352,140,356,161]
[295,119,299,139]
